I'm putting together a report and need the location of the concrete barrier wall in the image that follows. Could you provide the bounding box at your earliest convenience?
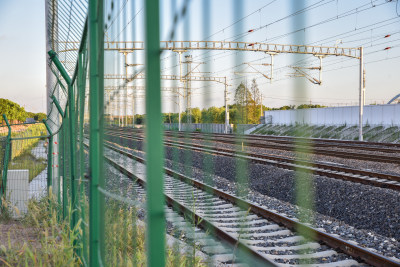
[164,123,233,133]
[264,104,400,126]
[6,170,29,218]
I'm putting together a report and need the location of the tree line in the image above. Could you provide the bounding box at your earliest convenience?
[0,98,46,124]
[131,79,326,125]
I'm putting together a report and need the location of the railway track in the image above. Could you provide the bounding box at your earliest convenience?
[105,130,400,192]
[110,127,400,164]
[90,139,400,266]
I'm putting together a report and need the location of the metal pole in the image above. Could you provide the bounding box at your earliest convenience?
[358,47,364,141]
[62,120,68,220]
[178,51,183,81]
[144,0,166,265]
[319,56,323,84]
[186,55,192,123]
[270,54,274,81]
[68,81,79,239]
[78,48,88,264]
[124,52,129,126]
[177,87,181,131]
[89,0,105,265]
[363,69,366,106]
[224,77,229,134]
[132,91,135,128]
[0,114,11,209]
[43,120,53,193]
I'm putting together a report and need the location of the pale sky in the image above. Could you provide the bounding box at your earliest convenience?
[0,0,46,113]
[0,0,399,114]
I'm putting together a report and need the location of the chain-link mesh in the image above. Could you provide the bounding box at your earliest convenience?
[40,0,400,266]
[0,123,48,218]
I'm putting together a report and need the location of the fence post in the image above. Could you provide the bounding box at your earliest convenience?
[51,93,64,219]
[144,0,166,266]
[89,0,105,265]
[0,114,11,209]
[48,50,79,250]
[78,48,88,265]
[62,119,68,220]
[43,120,53,193]
[67,80,78,252]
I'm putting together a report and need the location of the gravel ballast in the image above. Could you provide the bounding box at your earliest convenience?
[105,135,400,260]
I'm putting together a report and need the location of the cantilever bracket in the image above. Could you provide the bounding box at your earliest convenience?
[51,95,65,117]
[42,119,53,136]
[48,50,72,85]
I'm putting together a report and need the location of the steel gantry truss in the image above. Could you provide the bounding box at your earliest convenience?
[61,40,365,139]
[60,40,361,59]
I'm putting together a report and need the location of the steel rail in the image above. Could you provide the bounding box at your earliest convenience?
[100,140,400,267]
[109,126,400,149]
[173,129,400,149]
[105,131,400,191]
[162,130,400,154]
[82,142,276,266]
[111,127,400,163]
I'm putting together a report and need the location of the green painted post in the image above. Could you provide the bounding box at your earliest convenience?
[43,120,53,192]
[144,0,166,266]
[78,47,88,264]
[68,83,78,240]
[0,114,11,209]
[52,95,64,220]
[62,121,68,220]
[88,0,105,265]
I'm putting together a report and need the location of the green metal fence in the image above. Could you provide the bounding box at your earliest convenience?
[42,1,320,266]
[0,119,50,217]
[32,0,400,266]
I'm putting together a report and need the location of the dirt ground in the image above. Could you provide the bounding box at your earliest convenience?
[0,220,40,249]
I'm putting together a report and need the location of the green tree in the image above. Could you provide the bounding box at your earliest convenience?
[248,78,263,123]
[191,107,202,123]
[272,105,295,110]
[135,114,145,124]
[0,98,28,123]
[297,104,326,109]
[234,82,255,124]
[34,112,47,121]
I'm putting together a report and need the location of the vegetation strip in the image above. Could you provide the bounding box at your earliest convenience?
[102,140,399,267]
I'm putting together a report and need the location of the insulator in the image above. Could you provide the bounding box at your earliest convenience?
[384,47,391,50]
[384,34,391,38]
[248,29,254,33]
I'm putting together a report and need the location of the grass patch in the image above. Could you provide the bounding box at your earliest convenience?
[8,148,47,181]
[0,195,78,266]
[1,194,207,266]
